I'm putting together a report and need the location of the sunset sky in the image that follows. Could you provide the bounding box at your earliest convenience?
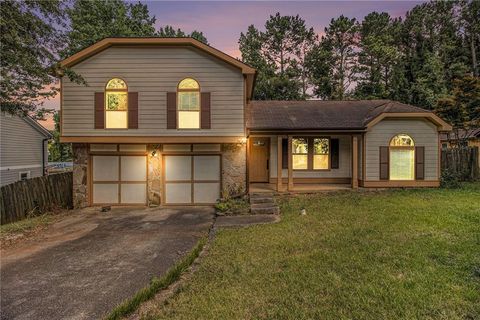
[40,0,425,130]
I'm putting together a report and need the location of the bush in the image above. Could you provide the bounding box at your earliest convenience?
[215,197,250,215]
[440,169,461,188]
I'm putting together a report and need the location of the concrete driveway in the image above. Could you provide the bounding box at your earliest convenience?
[0,206,214,320]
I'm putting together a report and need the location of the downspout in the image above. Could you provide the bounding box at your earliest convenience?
[42,138,49,176]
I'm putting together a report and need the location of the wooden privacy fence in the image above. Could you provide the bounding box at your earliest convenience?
[441,147,479,181]
[0,172,73,225]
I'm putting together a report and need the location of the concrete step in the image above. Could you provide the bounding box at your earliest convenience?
[250,203,280,215]
[250,192,275,198]
[250,197,275,205]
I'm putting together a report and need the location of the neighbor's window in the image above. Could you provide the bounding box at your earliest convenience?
[178,78,200,129]
[105,78,128,129]
[292,138,308,170]
[313,138,329,170]
[389,134,415,180]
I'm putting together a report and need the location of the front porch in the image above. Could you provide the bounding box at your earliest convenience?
[247,134,362,193]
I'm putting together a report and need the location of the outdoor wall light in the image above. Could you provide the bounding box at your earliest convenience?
[239,137,248,144]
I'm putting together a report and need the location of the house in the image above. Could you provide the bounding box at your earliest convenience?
[0,112,52,186]
[440,128,480,150]
[58,37,452,208]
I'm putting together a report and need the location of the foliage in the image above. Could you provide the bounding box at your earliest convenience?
[215,197,250,215]
[143,185,480,319]
[48,112,72,162]
[0,0,65,116]
[62,0,156,57]
[308,15,358,99]
[157,25,208,44]
[440,168,461,188]
[239,13,317,100]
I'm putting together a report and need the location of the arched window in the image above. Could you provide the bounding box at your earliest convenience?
[105,78,128,129]
[177,78,200,129]
[389,134,415,180]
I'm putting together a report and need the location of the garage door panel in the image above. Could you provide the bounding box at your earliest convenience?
[194,156,220,181]
[165,183,192,204]
[93,156,119,181]
[121,183,147,204]
[194,183,220,203]
[93,184,119,204]
[121,156,147,181]
[165,156,191,181]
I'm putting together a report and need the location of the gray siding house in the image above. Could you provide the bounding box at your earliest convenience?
[0,112,52,186]
[58,38,452,208]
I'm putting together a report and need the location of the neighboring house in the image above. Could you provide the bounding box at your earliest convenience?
[440,128,480,150]
[59,37,452,208]
[0,112,52,186]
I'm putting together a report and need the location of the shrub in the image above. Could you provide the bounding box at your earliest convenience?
[440,168,461,188]
[215,197,250,215]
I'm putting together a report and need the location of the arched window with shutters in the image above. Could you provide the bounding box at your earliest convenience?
[105,78,128,129]
[177,78,200,129]
[389,134,415,180]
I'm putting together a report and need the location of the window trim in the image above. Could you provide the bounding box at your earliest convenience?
[389,133,415,181]
[177,78,201,130]
[292,137,331,171]
[19,171,30,181]
[105,78,128,129]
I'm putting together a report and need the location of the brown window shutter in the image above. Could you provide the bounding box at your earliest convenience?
[167,92,177,129]
[282,138,288,169]
[94,92,105,129]
[330,138,340,169]
[415,146,425,180]
[128,92,138,129]
[201,92,211,129]
[379,146,389,180]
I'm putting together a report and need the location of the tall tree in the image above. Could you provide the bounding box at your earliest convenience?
[157,25,208,44]
[308,15,358,100]
[1,0,65,115]
[354,12,401,99]
[239,13,316,100]
[48,112,72,162]
[63,0,156,57]
[239,25,276,100]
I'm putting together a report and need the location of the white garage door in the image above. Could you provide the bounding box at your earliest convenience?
[92,155,147,205]
[164,155,220,204]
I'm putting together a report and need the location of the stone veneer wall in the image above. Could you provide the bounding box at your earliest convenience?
[221,143,247,197]
[147,144,162,206]
[72,143,89,208]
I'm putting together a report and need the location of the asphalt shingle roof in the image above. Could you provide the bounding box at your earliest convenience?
[247,100,430,130]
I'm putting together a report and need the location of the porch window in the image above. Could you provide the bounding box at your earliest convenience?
[105,78,128,129]
[313,138,329,170]
[178,78,200,129]
[292,138,308,170]
[389,134,415,180]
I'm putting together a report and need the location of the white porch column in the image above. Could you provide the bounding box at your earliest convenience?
[277,136,283,192]
[352,135,359,189]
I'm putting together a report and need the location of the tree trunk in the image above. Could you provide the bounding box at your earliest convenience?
[471,33,478,77]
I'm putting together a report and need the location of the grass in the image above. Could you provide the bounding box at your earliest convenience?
[142,183,480,320]
[104,236,208,320]
[0,212,62,246]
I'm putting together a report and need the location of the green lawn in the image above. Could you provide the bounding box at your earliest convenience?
[144,184,480,320]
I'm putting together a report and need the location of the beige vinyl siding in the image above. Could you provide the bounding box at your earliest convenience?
[62,46,244,136]
[365,118,439,181]
[269,135,352,179]
[1,113,48,186]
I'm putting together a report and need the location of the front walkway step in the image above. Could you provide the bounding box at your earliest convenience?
[250,203,279,215]
[215,214,280,228]
[250,197,275,204]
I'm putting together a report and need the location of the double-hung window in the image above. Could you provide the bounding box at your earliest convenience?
[292,137,330,170]
[177,78,200,129]
[105,78,128,129]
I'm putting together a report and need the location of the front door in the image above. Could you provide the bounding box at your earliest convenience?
[249,137,270,182]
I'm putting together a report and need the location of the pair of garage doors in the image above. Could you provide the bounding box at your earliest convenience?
[91,154,220,205]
